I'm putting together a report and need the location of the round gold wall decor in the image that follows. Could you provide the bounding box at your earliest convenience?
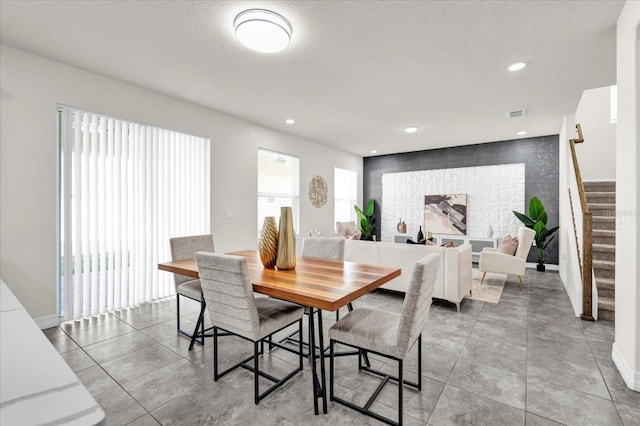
[308,175,328,208]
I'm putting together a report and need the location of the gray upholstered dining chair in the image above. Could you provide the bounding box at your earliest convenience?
[301,237,352,320]
[328,252,439,426]
[169,234,215,350]
[195,251,304,404]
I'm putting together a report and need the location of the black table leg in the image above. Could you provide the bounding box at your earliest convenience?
[308,306,319,415]
[317,309,328,414]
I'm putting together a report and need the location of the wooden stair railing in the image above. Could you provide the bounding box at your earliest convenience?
[569,124,594,321]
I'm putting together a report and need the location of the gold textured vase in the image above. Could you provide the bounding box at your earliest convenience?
[276,206,296,270]
[259,216,278,268]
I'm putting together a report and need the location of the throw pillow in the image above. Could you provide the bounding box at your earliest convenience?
[498,235,519,255]
[441,241,455,248]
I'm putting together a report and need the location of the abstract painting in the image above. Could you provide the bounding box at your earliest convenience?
[424,194,467,235]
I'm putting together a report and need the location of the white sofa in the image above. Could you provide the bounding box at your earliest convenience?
[344,240,473,311]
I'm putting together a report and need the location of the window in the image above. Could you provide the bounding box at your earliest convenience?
[257,149,299,235]
[58,107,210,319]
[334,167,357,227]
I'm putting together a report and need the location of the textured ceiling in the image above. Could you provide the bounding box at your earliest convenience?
[0,1,624,156]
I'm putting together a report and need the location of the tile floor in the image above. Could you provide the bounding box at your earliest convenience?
[43,268,640,425]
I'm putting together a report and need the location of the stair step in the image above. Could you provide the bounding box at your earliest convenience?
[593,243,615,253]
[594,259,615,280]
[593,216,616,230]
[593,229,616,245]
[585,192,616,204]
[596,277,615,299]
[594,259,615,270]
[598,300,615,321]
[593,243,615,261]
[583,181,616,192]
[588,203,616,217]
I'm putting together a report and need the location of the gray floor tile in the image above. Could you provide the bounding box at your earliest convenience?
[120,309,177,330]
[75,364,119,396]
[51,269,636,426]
[126,414,161,426]
[94,386,148,426]
[47,333,80,354]
[615,402,640,426]
[64,318,137,347]
[448,357,526,409]
[526,377,622,426]
[83,330,157,363]
[60,348,97,372]
[100,343,183,384]
[428,384,525,426]
[527,352,610,399]
[599,362,640,407]
[525,412,565,425]
[123,358,210,411]
[421,345,459,383]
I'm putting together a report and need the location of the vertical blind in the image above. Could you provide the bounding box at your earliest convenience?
[59,107,210,320]
[334,167,358,227]
[257,149,300,236]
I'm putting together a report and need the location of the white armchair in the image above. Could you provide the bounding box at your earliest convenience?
[479,227,536,290]
[336,221,361,240]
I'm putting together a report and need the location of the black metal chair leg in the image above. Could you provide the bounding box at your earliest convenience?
[189,300,207,351]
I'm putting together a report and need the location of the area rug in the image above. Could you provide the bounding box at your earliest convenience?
[467,268,506,304]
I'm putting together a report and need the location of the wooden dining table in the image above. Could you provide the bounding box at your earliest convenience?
[158,249,401,415]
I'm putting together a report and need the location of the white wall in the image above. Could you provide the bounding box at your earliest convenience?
[0,45,362,322]
[575,86,617,181]
[380,164,525,242]
[612,0,640,392]
[558,114,584,317]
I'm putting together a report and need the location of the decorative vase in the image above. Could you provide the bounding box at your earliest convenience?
[276,206,296,270]
[417,226,424,242]
[485,225,494,238]
[396,219,407,234]
[259,216,278,268]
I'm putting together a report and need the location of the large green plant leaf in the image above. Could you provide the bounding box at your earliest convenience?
[364,199,375,216]
[513,211,535,228]
[542,226,560,248]
[529,197,546,221]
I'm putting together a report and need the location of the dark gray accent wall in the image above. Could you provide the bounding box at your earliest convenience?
[363,135,560,265]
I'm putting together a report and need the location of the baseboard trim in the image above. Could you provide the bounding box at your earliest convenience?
[34,314,60,330]
[525,262,559,271]
[612,342,640,391]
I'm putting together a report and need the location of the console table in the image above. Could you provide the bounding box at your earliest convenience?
[393,234,498,262]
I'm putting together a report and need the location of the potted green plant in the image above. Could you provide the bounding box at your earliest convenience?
[513,196,559,271]
[354,199,376,240]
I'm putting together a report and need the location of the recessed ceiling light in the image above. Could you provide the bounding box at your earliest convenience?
[404,126,419,134]
[508,62,527,72]
[285,119,295,124]
[234,9,292,53]
[517,131,527,136]
[370,150,378,154]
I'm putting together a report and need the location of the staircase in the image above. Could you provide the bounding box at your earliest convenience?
[584,181,616,321]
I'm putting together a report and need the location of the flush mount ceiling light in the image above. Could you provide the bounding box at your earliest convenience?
[508,62,527,72]
[285,119,295,124]
[370,150,378,154]
[234,9,292,53]
[517,131,527,136]
[404,126,419,134]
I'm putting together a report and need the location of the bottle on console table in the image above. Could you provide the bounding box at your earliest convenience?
[417,226,424,242]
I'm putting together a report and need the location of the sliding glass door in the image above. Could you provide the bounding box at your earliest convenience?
[58,107,210,320]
